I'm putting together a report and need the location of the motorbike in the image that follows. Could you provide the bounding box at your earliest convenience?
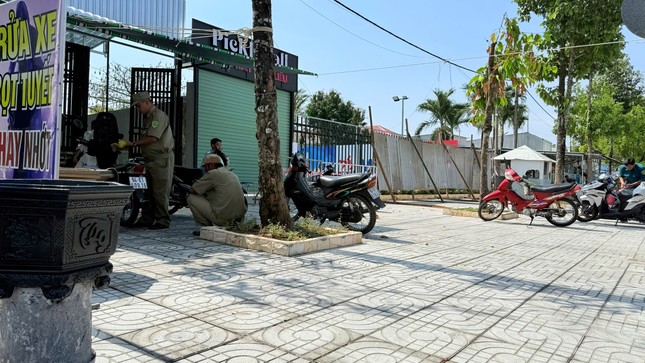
[478,168,581,227]
[114,158,148,226]
[168,166,206,215]
[578,177,645,224]
[285,152,386,234]
[576,174,620,222]
[117,162,205,225]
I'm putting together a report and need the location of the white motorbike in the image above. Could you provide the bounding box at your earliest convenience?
[578,176,645,224]
[576,174,619,222]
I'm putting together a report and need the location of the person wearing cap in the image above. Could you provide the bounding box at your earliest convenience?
[187,154,247,235]
[119,92,175,229]
[618,157,645,189]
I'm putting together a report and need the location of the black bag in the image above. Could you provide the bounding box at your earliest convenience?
[86,112,120,168]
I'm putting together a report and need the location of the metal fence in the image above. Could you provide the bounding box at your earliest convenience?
[372,132,492,192]
[292,116,375,177]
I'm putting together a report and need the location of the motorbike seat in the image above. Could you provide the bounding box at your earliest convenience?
[531,182,576,194]
[319,172,370,188]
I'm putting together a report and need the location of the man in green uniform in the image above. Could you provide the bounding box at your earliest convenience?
[124,92,175,229]
[618,157,645,190]
[188,154,247,235]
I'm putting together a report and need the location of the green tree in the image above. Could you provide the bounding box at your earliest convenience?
[415,89,469,140]
[467,17,546,196]
[305,90,365,126]
[497,85,528,148]
[293,88,309,123]
[514,0,624,182]
[597,56,645,113]
[568,83,623,155]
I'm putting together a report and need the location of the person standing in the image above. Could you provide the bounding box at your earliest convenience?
[618,157,645,189]
[73,120,97,168]
[121,92,175,229]
[188,154,247,236]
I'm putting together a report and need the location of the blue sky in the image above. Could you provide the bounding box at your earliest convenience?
[97,0,645,144]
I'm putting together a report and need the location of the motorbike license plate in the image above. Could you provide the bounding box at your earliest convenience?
[368,186,380,199]
[129,176,148,189]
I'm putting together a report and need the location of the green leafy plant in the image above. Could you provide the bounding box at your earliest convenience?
[226,218,347,241]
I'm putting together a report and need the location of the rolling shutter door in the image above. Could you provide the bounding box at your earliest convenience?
[196,69,291,185]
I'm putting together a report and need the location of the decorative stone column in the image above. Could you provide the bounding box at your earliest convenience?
[0,180,132,363]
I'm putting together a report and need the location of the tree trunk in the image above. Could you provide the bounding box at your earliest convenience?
[609,136,614,173]
[585,71,594,184]
[480,42,497,199]
[252,0,293,227]
[513,89,519,149]
[554,46,568,183]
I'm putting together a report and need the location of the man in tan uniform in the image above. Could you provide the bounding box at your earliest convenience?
[124,92,175,229]
[188,154,247,235]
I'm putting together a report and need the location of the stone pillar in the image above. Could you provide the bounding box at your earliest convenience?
[1,283,94,363]
[0,180,132,363]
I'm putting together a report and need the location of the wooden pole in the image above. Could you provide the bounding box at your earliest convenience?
[439,140,477,201]
[471,135,481,170]
[405,119,443,202]
[368,107,396,203]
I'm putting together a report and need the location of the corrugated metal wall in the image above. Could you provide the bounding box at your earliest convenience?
[196,69,291,185]
[373,133,492,192]
[66,0,186,38]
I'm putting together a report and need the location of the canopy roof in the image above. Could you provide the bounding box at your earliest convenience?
[65,7,316,75]
[493,145,554,162]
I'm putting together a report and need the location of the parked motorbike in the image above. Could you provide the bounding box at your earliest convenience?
[168,166,206,215]
[578,177,645,224]
[285,152,386,234]
[576,174,619,222]
[115,158,148,226]
[478,168,581,227]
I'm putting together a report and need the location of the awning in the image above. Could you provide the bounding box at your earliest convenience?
[64,6,317,76]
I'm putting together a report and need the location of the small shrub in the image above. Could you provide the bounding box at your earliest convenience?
[225,218,347,241]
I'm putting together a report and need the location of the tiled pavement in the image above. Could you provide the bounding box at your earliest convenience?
[89,200,645,362]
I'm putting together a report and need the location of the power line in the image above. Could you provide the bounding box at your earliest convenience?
[297,0,429,59]
[330,0,477,73]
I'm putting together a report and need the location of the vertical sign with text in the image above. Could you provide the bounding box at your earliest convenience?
[0,0,65,179]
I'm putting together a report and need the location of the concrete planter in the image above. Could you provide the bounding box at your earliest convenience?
[198,227,362,256]
[0,179,132,274]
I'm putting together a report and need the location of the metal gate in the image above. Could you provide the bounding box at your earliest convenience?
[292,115,374,176]
[129,67,182,161]
[60,42,90,166]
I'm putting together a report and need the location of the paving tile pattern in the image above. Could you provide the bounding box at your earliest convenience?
[2,201,640,362]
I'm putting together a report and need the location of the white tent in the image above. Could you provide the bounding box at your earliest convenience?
[494,145,554,184]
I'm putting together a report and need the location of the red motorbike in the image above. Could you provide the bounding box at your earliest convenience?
[478,168,581,227]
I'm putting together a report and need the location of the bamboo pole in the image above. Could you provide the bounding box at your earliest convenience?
[405,119,443,202]
[368,106,396,203]
[439,139,477,201]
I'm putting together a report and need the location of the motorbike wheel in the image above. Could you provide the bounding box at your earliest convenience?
[545,198,578,227]
[478,200,504,221]
[576,201,598,222]
[121,191,140,226]
[340,195,376,234]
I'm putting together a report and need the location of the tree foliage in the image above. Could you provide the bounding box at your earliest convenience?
[466,17,546,196]
[514,0,624,182]
[305,90,365,126]
[415,89,469,140]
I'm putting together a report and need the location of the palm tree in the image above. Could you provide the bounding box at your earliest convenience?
[415,89,469,140]
[497,86,528,148]
[293,88,309,123]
